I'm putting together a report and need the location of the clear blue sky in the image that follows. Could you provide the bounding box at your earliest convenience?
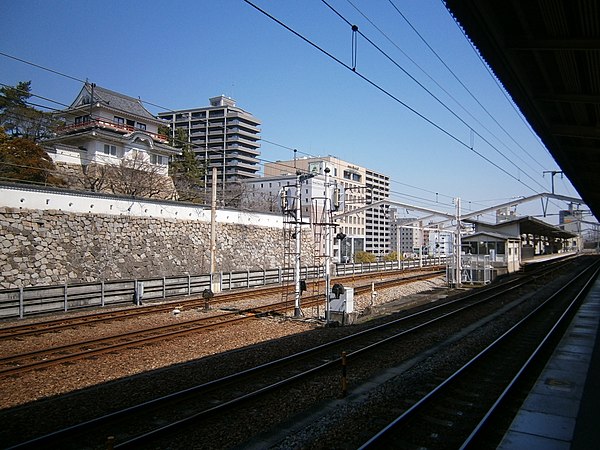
[0,0,585,223]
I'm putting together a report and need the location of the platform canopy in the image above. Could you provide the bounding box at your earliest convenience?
[444,0,600,221]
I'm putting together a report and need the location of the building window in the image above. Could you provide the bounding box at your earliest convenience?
[150,154,166,165]
[75,115,90,124]
[103,144,117,156]
[136,122,147,130]
[114,116,125,125]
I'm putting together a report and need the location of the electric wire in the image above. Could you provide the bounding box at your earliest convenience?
[0,44,569,217]
[327,0,566,214]
[320,0,549,195]
[0,93,566,220]
[242,0,545,197]
[0,48,552,208]
[386,0,547,172]
[442,1,555,161]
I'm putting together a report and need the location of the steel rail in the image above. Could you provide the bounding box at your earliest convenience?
[113,266,545,449]
[7,264,538,449]
[458,261,600,449]
[0,284,286,339]
[0,297,299,377]
[358,259,600,449]
[0,267,444,339]
[0,272,442,376]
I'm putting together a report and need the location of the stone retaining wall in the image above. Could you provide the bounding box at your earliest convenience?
[0,206,311,289]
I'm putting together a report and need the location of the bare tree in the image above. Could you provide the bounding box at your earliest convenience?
[107,150,173,198]
[78,163,110,192]
[236,183,281,213]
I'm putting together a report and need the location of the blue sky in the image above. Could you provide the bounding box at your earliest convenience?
[0,0,586,223]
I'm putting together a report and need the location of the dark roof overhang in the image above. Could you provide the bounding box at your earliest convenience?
[444,1,600,221]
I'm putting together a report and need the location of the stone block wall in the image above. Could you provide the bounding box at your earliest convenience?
[0,206,312,289]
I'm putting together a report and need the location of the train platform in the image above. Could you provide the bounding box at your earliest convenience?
[498,276,600,449]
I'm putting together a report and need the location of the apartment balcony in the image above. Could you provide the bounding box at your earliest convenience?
[227,118,260,133]
[229,136,260,149]
[227,151,261,162]
[228,160,259,171]
[57,119,169,143]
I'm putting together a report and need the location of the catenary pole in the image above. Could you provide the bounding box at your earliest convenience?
[455,197,461,287]
[294,171,302,317]
[210,167,218,290]
[324,167,332,323]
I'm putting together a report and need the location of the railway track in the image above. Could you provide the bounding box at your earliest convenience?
[0,271,443,377]
[4,259,579,450]
[0,266,443,340]
[359,259,600,449]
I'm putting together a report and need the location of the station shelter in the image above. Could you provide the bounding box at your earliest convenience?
[460,216,577,281]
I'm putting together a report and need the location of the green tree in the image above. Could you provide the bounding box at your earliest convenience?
[0,128,64,185]
[0,81,60,140]
[166,127,206,202]
[384,251,399,262]
[354,251,377,263]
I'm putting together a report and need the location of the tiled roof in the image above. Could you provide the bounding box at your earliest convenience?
[85,84,156,120]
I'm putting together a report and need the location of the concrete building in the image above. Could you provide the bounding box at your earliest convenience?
[389,208,453,259]
[241,173,328,218]
[365,169,391,257]
[264,156,389,259]
[242,171,348,262]
[389,213,427,257]
[158,96,261,196]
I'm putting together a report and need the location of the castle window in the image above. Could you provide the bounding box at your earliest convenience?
[75,115,90,124]
[103,144,117,156]
[150,154,166,165]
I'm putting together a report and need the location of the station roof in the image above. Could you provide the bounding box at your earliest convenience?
[462,231,521,242]
[444,1,600,221]
[465,216,577,239]
[516,216,577,239]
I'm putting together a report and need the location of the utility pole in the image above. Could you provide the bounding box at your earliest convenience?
[419,221,424,268]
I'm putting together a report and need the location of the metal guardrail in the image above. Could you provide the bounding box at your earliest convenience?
[335,256,446,276]
[0,257,447,320]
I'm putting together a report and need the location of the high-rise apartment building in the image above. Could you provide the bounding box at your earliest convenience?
[158,96,261,195]
[389,214,422,256]
[264,156,390,259]
[365,170,391,256]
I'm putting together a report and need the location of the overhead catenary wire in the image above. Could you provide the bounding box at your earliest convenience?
[242,0,547,198]
[0,40,568,217]
[385,0,548,173]
[343,0,541,173]
[443,2,555,162]
[319,0,550,196]
[0,46,549,205]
